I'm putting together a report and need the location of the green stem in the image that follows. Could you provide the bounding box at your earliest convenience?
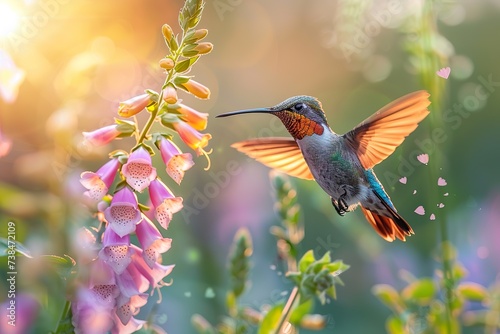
[136,34,186,145]
[53,300,72,334]
[274,286,299,334]
[419,1,453,332]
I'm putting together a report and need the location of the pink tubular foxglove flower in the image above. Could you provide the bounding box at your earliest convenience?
[130,245,175,293]
[72,287,114,334]
[83,125,121,146]
[173,120,212,156]
[176,103,208,131]
[80,158,120,201]
[99,228,133,275]
[0,293,39,334]
[148,178,183,229]
[104,187,142,237]
[136,217,172,268]
[122,147,157,192]
[118,93,151,118]
[158,136,194,184]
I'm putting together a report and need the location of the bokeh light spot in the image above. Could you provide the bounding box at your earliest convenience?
[0,3,20,38]
[477,246,489,259]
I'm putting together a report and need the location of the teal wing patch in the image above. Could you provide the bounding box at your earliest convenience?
[364,169,395,210]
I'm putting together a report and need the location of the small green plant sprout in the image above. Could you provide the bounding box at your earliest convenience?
[372,242,499,333]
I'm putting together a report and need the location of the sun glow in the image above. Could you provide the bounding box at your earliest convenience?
[0,2,21,38]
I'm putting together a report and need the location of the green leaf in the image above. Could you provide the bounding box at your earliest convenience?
[298,250,315,273]
[0,237,32,258]
[372,284,404,312]
[179,56,199,72]
[401,278,436,305]
[258,304,283,334]
[289,299,313,325]
[386,315,405,334]
[326,260,350,275]
[40,254,77,281]
[457,282,489,302]
[226,291,237,318]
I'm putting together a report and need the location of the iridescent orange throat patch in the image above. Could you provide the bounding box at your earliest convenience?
[276,111,324,140]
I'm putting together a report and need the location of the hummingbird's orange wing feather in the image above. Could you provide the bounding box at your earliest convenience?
[343,90,431,170]
[231,138,315,180]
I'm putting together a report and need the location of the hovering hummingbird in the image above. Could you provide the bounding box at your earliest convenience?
[217,91,431,242]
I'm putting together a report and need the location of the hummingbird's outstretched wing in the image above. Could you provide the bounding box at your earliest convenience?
[231,138,315,180]
[343,90,431,170]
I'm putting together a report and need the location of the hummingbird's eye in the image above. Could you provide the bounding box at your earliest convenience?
[294,103,305,111]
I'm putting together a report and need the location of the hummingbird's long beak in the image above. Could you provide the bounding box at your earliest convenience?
[216,107,273,118]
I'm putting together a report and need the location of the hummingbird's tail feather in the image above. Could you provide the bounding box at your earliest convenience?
[360,206,413,242]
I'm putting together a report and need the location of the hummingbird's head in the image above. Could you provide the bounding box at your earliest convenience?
[217,96,329,140]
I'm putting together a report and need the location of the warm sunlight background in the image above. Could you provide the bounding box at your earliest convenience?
[1,0,500,333]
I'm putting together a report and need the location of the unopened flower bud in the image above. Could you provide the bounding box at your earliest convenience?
[194,42,213,55]
[181,79,210,100]
[159,58,174,70]
[118,94,151,117]
[163,86,178,104]
[162,24,173,42]
[193,29,208,41]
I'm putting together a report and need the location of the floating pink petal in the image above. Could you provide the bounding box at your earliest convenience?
[438,203,445,208]
[444,193,449,196]
[436,67,451,79]
[414,206,425,215]
[413,190,417,195]
[430,214,436,220]
[399,177,407,184]
[417,154,429,165]
[438,177,447,186]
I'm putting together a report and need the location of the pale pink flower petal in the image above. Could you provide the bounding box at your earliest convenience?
[430,213,436,220]
[136,217,172,268]
[111,314,145,334]
[438,203,445,208]
[414,206,425,215]
[159,137,194,184]
[116,263,149,298]
[130,245,174,290]
[72,288,114,334]
[122,147,157,192]
[148,178,183,229]
[118,94,151,118]
[104,187,142,237]
[399,177,407,184]
[413,190,417,195]
[99,228,132,275]
[81,158,120,201]
[436,67,451,79]
[115,293,148,326]
[83,125,121,147]
[438,177,447,186]
[417,154,429,165]
[444,193,449,196]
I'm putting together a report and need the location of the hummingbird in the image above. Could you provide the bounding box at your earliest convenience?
[216,91,431,242]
